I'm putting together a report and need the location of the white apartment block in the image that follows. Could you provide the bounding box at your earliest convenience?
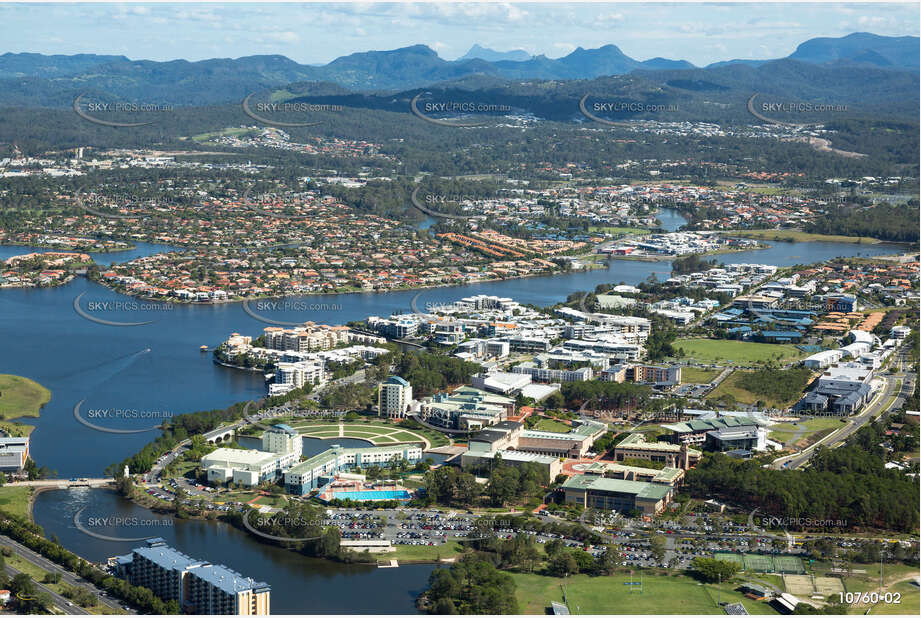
[378,376,413,418]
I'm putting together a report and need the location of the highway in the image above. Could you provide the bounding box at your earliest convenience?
[0,533,133,614]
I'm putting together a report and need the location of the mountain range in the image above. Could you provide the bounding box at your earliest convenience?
[0,32,916,107]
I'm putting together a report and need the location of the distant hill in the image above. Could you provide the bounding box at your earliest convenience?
[458,44,531,62]
[0,32,916,107]
[789,32,919,70]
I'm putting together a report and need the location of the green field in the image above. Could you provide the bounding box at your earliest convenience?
[0,486,33,519]
[286,421,432,447]
[768,418,846,447]
[707,371,806,408]
[589,226,651,236]
[674,339,807,365]
[385,540,464,562]
[681,367,721,384]
[531,418,572,433]
[0,374,51,420]
[511,572,779,615]
[722,229,882,244]
[189,126,259,142]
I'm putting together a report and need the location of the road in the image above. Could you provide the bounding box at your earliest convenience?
[0,533,133,614]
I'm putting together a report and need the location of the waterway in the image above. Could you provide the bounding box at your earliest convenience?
[2,213,905,615]
[0,217,903,477]
[31,488,436,614]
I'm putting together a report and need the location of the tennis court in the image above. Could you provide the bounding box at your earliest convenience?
[714,553,804,574]
[714,553,746,568]
[774,556,806,574]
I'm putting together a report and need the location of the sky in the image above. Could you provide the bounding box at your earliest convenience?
[2,2,918,66]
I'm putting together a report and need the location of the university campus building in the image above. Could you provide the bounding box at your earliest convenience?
[560,475,674,516]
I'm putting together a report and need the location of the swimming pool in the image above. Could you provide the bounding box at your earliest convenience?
[321,489,412,502]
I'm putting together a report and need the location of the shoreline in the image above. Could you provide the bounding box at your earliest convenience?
[0,241,137,253]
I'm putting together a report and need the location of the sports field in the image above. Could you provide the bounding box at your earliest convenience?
[714,552,805,574]
[674,339,807,364]
[511,572,779,615]
[286,421,431,447]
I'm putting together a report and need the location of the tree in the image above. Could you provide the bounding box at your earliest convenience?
[548,551,579,577]
[649,535,667,562]
[691,557,741,583]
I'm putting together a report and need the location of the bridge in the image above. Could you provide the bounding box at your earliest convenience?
[203,424,238,444]
[8,478,114,488]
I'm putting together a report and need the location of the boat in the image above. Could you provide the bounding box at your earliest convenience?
[200,345,209,352]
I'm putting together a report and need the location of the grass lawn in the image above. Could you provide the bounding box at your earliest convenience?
[675,339,806,365]
[707,370,806,408]
[531,418,572,433]
[0,485,33,518]
[681,367,721,384]
[768,418,846,447]
[0,374,51,420]
[0,420,35,436]
[721,229,882,244]
[385,540,465,562]
[511,572,779,615]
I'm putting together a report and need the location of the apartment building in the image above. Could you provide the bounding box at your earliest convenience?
[378,376,413,418]
[262,323,351,352]
[628,364,682,387]
[115,539,270,615]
